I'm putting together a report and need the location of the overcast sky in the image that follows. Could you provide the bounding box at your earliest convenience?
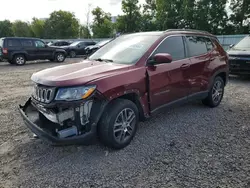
[0,0,145,23]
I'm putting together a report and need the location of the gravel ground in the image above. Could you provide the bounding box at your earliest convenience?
[0,59,250,188]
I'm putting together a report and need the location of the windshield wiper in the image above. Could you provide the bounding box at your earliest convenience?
[93,58,113,63]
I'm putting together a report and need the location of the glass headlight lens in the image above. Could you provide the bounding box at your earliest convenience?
[55,85,96,101]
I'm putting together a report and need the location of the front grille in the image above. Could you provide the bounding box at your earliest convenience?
[32,85,56,103]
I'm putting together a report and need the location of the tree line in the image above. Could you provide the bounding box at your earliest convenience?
[0,0,249,39]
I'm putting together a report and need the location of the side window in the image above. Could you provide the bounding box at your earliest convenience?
[80,42,86,47]
[153,36,185,61]
[21,40,33,47]
[185,36,208,57]
[205,38,214,51]
[34,40,45,48]
[7,39,21,47]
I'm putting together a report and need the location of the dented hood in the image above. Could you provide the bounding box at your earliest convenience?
[31,60,131,87]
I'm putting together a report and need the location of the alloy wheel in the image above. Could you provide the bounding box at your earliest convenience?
[212,80,223,104]
[16,57,25,65]
[113,108,136,143]
[57,54,64,62]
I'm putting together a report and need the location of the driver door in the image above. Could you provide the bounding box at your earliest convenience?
[34,40,52,59]
[146,36,191,111]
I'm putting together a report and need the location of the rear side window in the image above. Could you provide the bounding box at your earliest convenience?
[153,36,185,61]
[7,39,21,47]
[185,36,208,57]
[21,40,33,47]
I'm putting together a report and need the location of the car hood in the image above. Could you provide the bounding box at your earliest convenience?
[31,60,131,87]
[227,48,250,56]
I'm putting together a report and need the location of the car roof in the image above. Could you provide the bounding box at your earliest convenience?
[0,37,41,40]
[121,29,215,38]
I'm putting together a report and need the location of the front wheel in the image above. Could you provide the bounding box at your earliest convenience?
[55,53,65,62]
[202,76,225,108]
[98,99,139,149]
[69,51,76,58]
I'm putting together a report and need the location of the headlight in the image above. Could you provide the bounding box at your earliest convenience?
[55,85,96,101]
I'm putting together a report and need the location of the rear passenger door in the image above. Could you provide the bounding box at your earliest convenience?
[21,39,36,60]
[184,35,212,97]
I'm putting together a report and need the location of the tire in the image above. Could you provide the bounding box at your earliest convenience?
[202,76,225,108]
[55,52,65,62]
[98,99,139,149]
[69,51,76,58]
[13,54,26,66]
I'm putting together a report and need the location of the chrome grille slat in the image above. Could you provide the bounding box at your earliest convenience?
[32,85,55,103]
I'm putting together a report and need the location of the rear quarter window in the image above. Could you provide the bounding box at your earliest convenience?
[7,39,21,47]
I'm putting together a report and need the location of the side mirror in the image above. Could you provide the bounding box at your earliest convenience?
[229,44,234,48]
[148,53,172,66]
[77,44,80,48]
[45,44,48,48]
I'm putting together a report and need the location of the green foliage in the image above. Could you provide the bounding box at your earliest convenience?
[80,25,91,38]
[44,10,80,39]
[30,18,45,38]
[0,20,14,37]
[116,0,142,33]
[91,7,114,38]
[0,1,250,38]
[12,20,33,37]
[230,0,250,34]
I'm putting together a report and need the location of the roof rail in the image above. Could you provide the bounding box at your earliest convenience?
[165,29,211,34]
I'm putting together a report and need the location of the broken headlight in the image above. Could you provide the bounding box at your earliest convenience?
[55,85,96,101]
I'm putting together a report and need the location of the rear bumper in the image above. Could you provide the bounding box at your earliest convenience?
[18,98,97,146]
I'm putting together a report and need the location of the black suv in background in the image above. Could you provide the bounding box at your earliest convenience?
[60,41,96,58]
[0,37,67,65]
[47,40,72,47]
[227,35,250,75]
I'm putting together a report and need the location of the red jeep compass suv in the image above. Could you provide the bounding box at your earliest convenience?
[19,29,229,149]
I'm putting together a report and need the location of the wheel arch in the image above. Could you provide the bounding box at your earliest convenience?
[99,92,146,123]
[209,69,229,90]
[11,52,28,60]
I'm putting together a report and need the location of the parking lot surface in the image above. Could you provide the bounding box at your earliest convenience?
[0,59,250,188]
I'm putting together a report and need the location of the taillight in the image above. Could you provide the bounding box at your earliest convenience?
[3,48,8,54]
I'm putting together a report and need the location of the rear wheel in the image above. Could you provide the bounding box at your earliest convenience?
[55,53,65,62]
[202,76,225,108]
[14,55,26,66]
[98,99,139,149]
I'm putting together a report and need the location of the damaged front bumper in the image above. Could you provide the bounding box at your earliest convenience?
[18,97,106,145]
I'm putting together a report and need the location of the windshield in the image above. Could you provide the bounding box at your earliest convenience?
[97,40,110,46]
[70,41,81,46]
[89,34,160,64]
[233,36,250,50]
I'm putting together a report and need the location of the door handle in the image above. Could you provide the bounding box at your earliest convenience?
[180,63,190,69]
